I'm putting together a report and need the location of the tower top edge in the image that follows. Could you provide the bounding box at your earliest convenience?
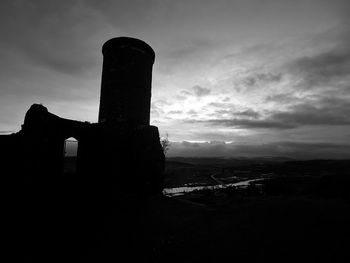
[102,37,155,62]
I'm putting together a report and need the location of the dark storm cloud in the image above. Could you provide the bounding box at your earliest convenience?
[168,140,350,159]
[186,97,350,129]
[289,50,350,88]
[270,99,350,126]
[188,118,296,129]
[286,30,350,90]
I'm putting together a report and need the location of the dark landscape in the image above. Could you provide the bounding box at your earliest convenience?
[159,158,350,262]
[8,156,350,262]
[139,157,350,262]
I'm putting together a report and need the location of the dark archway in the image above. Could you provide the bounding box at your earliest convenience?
[63,137,78,174]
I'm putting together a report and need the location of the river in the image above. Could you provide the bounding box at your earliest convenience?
[162,178,266,196]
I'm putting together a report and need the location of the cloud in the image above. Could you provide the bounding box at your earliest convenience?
[288,50,350,89]
[271,96,350,123]
[234,109,260,118]
[186,97,350,129]
[151,101,166,118]
[187,110,198,116]
[178,85,211,99]
[168,140,350,159]
[285,30,350,90]
[175,95,187,101]
[243,72,282,87]
[192,85,211,97]
[229,71,284,93]
[270,100,350,126]
[152,99,172,106]
[180,90,192,96]
[208,102,234,109]
[187,118,296,129]
[208,108,260,120]
[265,93,298,104]
[168,110,183,115]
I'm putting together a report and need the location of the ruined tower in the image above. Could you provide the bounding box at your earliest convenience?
[98,37,155,125]
[93,37,164,195]
[1,37,164,196]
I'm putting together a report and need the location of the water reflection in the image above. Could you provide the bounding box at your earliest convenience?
[163,178,265,196]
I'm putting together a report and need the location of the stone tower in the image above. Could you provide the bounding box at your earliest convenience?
[98,37,155,125]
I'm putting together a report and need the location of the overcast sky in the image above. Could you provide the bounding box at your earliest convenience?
[0,0,349,158]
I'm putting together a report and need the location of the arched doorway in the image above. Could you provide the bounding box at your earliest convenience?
[63,137,78,174]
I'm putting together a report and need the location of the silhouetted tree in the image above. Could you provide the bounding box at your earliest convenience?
[160,133,170,155]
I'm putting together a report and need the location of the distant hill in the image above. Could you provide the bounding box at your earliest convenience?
[166,156,294,167]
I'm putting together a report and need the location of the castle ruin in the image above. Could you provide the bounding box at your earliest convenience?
[0,37,165,196]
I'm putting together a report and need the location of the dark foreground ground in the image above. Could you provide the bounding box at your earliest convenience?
[7,158,350,262]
